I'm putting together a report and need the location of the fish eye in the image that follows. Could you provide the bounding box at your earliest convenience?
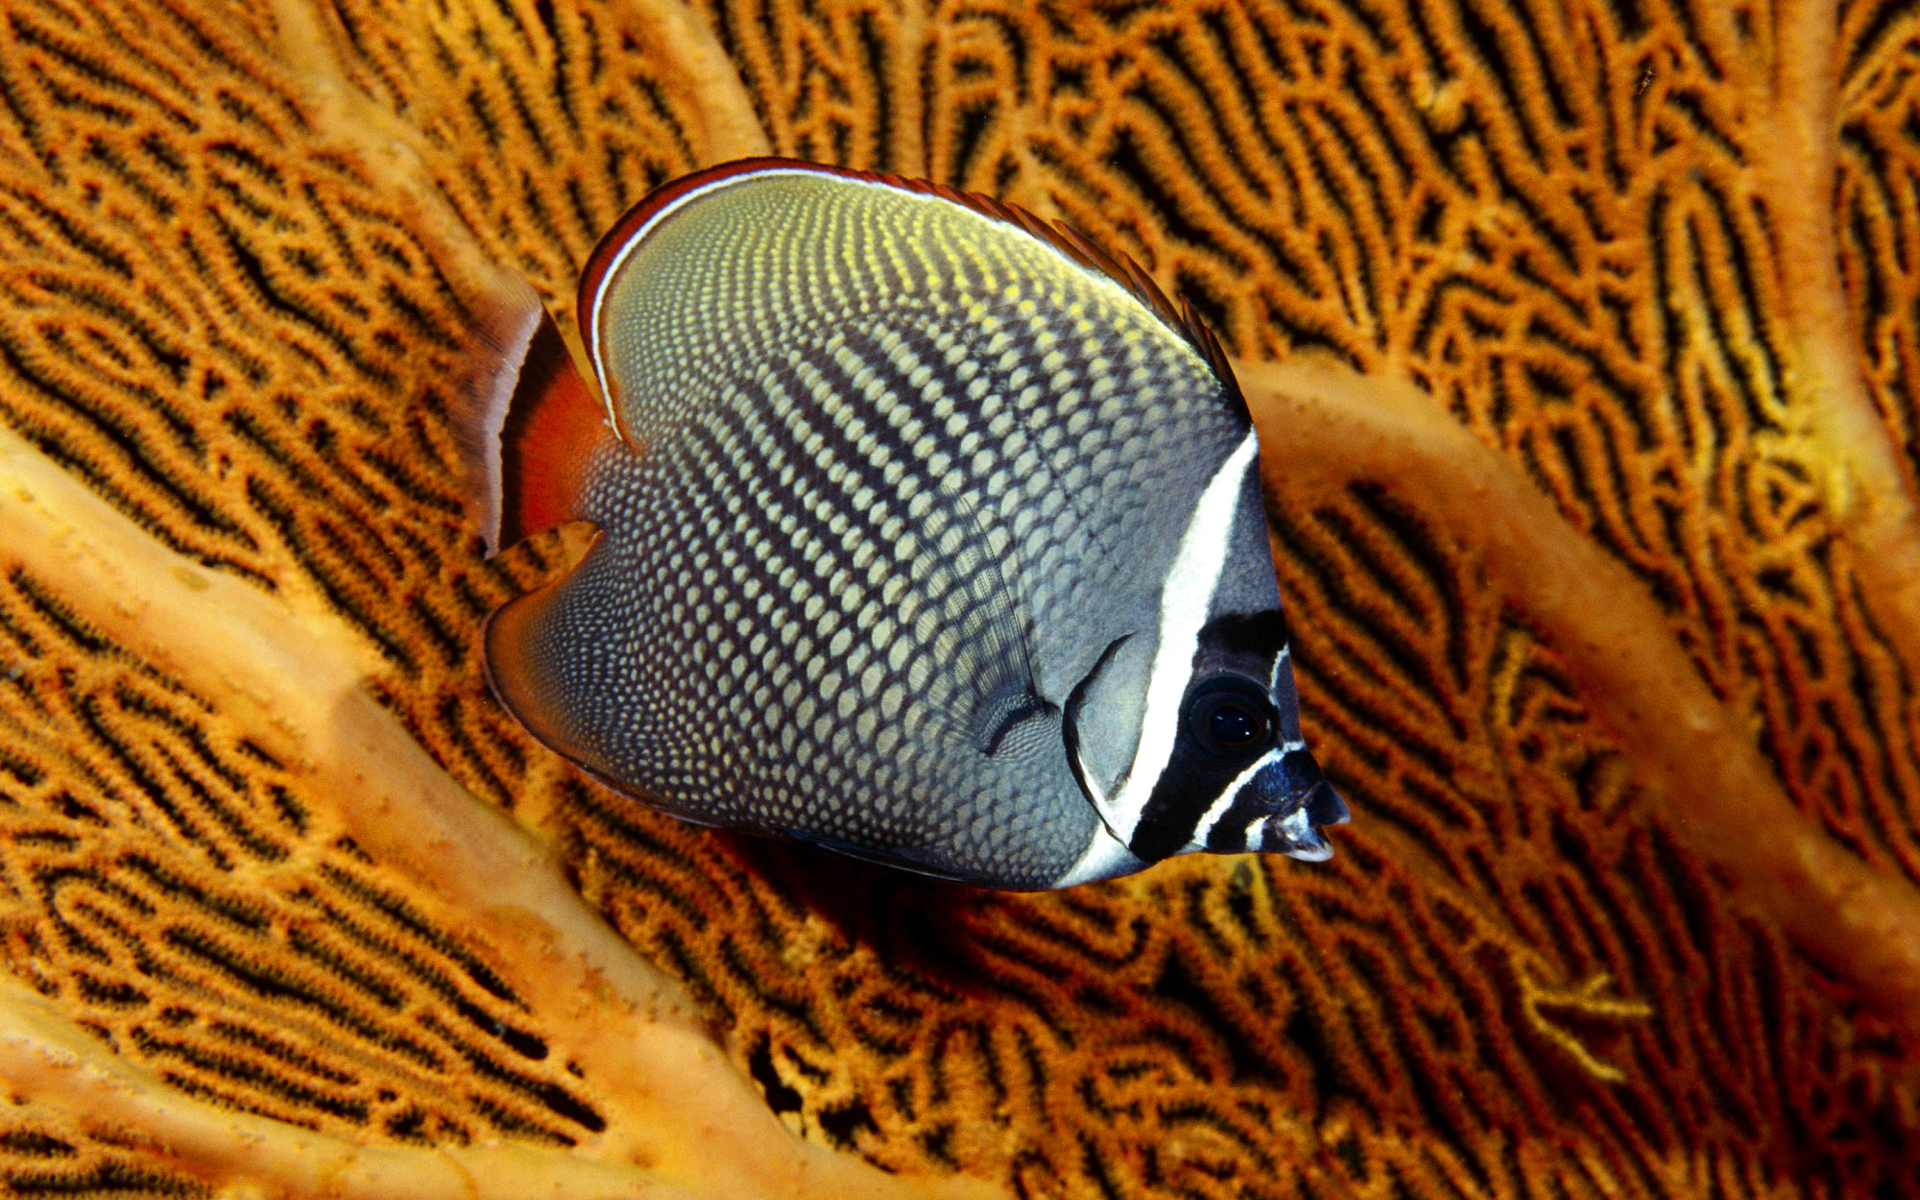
[1184,679,1275,762]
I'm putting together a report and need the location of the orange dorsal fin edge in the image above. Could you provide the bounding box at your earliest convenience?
[452,285,618,556]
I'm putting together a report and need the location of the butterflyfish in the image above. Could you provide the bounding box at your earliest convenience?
[456,158,1349,890]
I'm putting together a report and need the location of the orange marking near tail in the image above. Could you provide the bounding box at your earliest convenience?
[499,312,619,547]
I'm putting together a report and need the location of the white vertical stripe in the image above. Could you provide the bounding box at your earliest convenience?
[473,300,545,554]
[1268,643,1290,691]
[1054,822,1148,887]
[1183,748,1280,851]
[1096,431,1260,842]
[1181,735,1308,852]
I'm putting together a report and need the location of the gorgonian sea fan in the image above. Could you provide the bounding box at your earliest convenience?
[0,0,1914,1198]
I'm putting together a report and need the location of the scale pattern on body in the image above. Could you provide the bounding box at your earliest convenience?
[475,162,1346,889]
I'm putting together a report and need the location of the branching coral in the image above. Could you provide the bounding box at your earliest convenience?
[0,410,992,1200]
[0,0,1917,1198]
[1241,355,1920,1023]
[0,973,703,1200]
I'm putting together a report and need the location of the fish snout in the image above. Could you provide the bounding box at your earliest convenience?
[1252,749,1349,862]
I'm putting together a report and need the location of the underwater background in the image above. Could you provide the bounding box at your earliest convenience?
[0,0,1916,1197]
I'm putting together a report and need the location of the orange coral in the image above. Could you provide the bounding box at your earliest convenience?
[0,1,1917,1199]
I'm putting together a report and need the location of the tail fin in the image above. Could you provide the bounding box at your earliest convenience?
[453,280,619,555]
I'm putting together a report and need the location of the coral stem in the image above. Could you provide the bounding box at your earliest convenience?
[0,974,698,1200]
[1241,357,1920,1031]
[603,0,772,161]
[1764,0,1920,666]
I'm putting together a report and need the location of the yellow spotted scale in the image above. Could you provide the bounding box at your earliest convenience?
[457,159,1347,889]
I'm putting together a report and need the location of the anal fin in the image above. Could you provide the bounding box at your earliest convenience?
[483,533,601,766]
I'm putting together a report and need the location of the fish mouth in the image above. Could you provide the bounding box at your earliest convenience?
[1252,758,1350,863]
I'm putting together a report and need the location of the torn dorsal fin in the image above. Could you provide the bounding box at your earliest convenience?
[912,175,1209,360]
[908,177,1243,403]
[1014,205,1248,419]
[577,158,1239,408]
[451,281,617,556]
[1027,205,1184,335]
[1177,292,1250,421]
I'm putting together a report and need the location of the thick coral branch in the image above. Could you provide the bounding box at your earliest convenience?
[1241,357,1920,1030]
[599,0,772,162]
[288,0,767,174]
[0,418,1000,1200]
[0,975,698,1200]
[1762,0,1920,661]
[271,0,766,384]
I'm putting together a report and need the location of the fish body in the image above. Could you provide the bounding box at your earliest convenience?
[460,159,1347,889]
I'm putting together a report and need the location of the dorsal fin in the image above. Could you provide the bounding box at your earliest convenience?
[922,176,1251,420]
[576,158,1245,414]
[450,281,618,555]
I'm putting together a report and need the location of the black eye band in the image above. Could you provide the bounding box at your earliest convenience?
[1198,609,1290,664]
